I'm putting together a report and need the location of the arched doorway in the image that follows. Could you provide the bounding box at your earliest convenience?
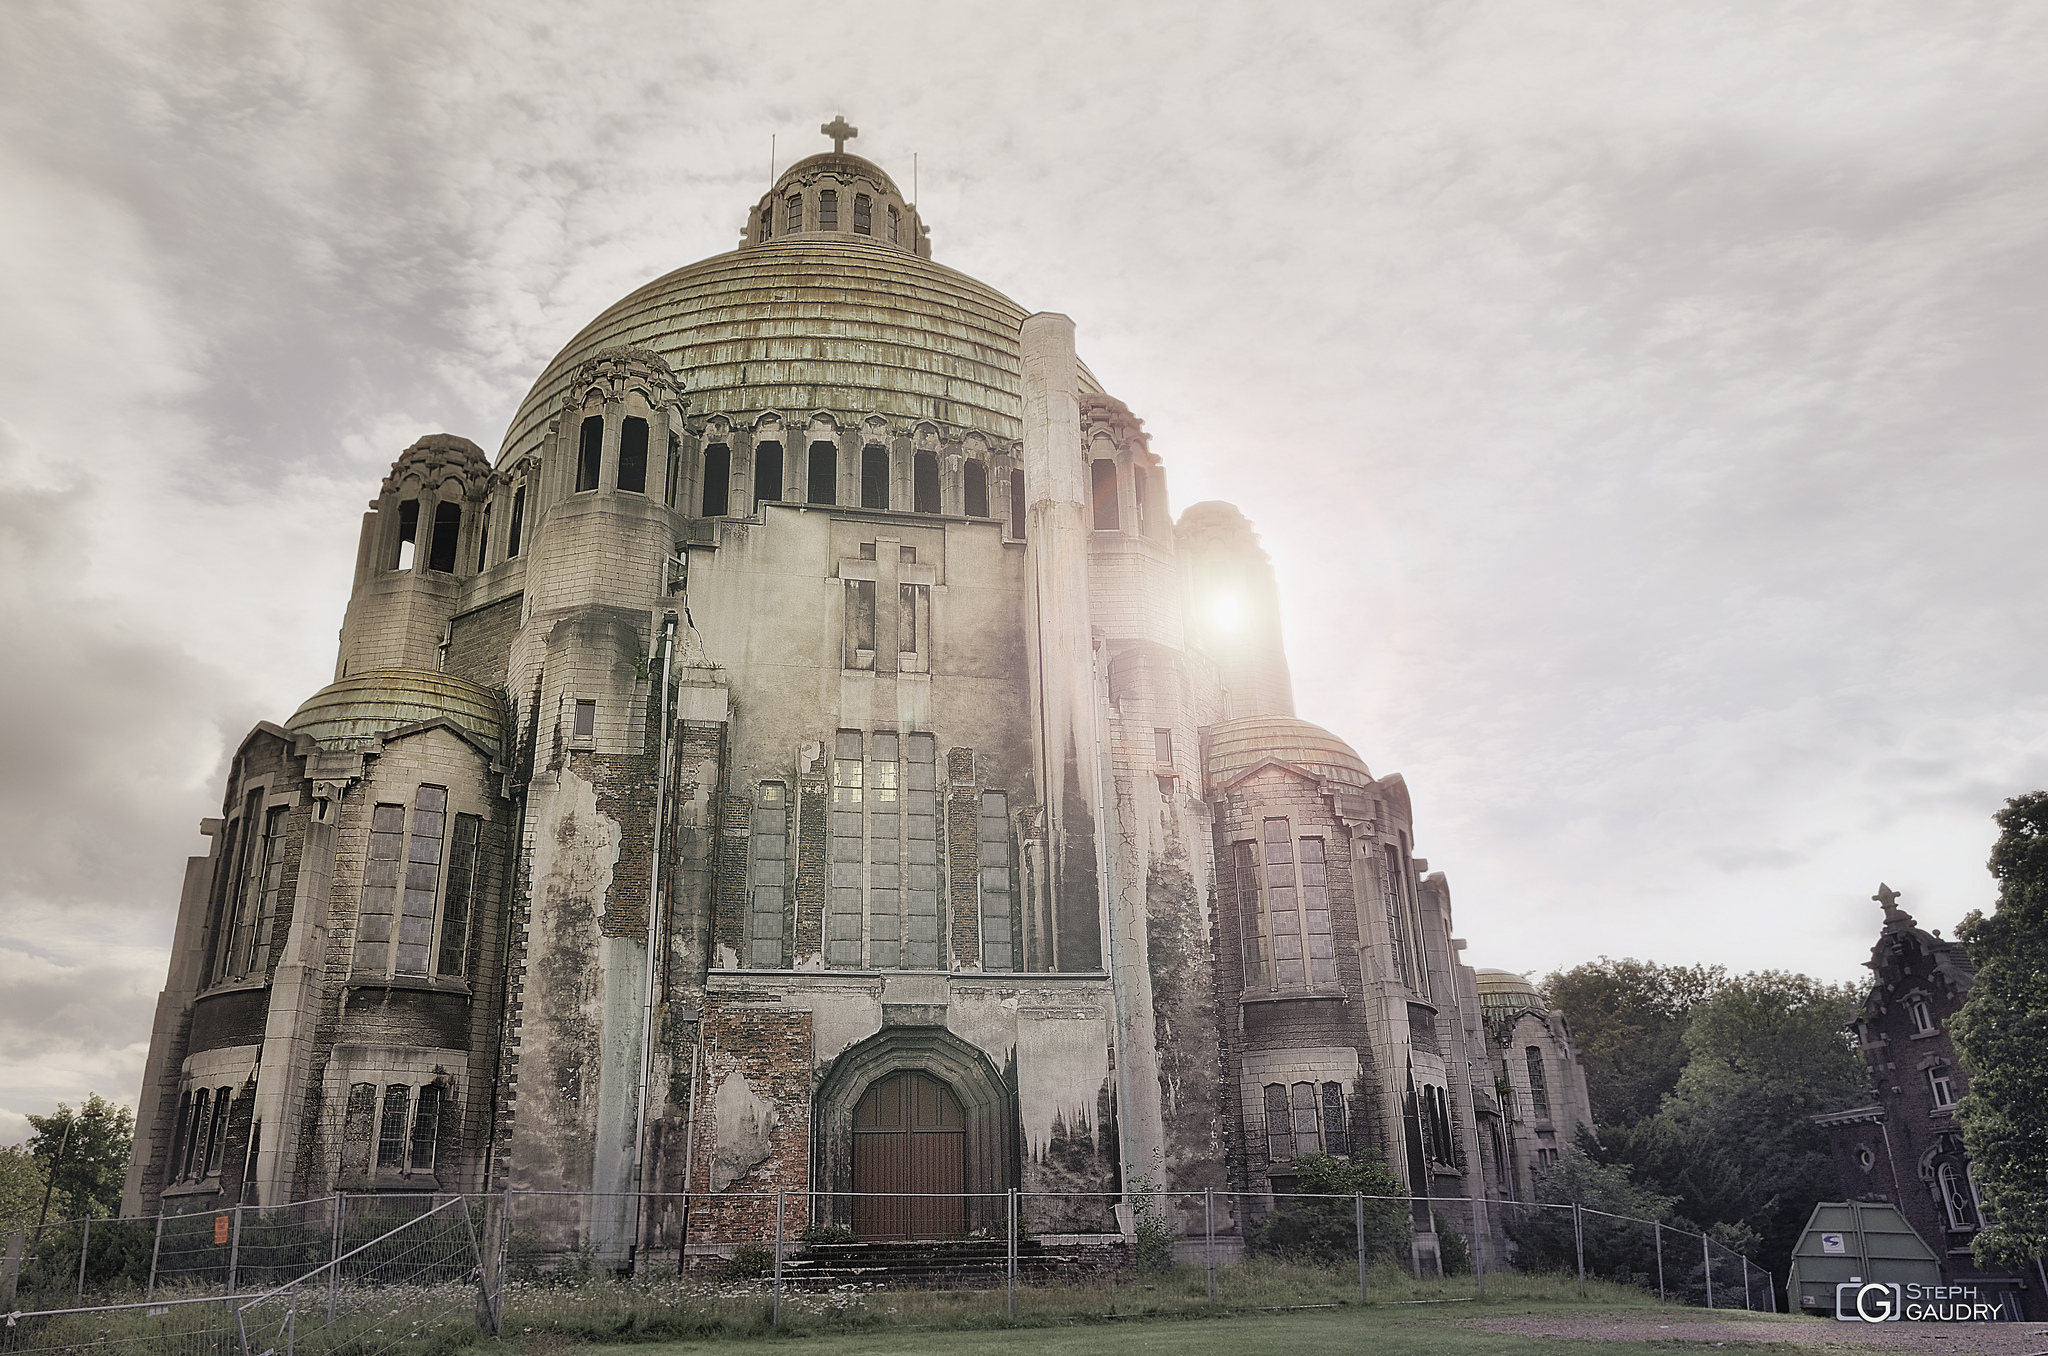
[853,1071,966,1239]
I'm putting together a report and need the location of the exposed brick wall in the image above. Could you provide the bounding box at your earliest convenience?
[445,593,523,689]
[713,790,751,964]
[686,1000,813,1242]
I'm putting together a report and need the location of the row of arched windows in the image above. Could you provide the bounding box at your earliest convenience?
[764,189,902,244]
[696,438,1024,535]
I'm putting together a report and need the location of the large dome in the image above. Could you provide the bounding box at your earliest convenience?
[499,235,1103,462]
[1204,715,1374,792]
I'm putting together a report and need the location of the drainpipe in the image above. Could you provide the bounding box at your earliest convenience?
[629,611,679,1262]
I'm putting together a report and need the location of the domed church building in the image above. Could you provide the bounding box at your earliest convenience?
[123,120,1586,1270]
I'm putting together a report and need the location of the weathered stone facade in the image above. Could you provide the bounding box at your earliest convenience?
[1815,889,2045,1318]
[124,132,1589,1273]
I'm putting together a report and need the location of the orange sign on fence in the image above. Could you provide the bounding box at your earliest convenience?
[214,1214,230,1245]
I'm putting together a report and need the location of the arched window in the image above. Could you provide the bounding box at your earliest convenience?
[785,194,803,233]
[665,432,681,509]
[507,484,525,557]
[888,205,900,243]
[427,500,461,572]
[1009,469,1025,538]
[618,417,648,494]
[753,441,783,509]
[853,194,872,234]
[759,206,772,242]
[820,190,839,230]
[395,499,418,570]
[410,1085,442,1174]
[1090,458,1120,529]
[964,460,989,517]
[702,444,731,516]
[1525,1047,1551,1120]
[808,441,838,504]
[476,501,492,570]
[576,415,603,492]
[861,445,890,509]
[913,451,941,513]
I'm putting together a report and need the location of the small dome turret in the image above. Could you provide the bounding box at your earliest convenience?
[740,117,929,257]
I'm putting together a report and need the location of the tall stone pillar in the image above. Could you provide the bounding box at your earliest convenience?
[1020,313,1104,973]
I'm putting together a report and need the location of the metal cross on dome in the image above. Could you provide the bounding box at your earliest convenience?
[822,115,858,153]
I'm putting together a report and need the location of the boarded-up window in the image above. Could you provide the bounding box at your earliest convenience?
[753,441,783,508]
[868,733,901,969]
[476,501,492,570]
[573,700,596,740]
[845,579,876,666]
[888,205,900,243]
[899,584,929,660]
[618,416,648,494]
[905,735,940,969]
[861,444,890,509]
[576,415,603,492]
[339,1084,375,1178]
[964,460,989,517]
[507,484,525,557]
[785,194,803,232]
[978,791,1013,970]
[702,444,731,516]
[827,732,864,967]
[1090,459,1120,530]
[1153,728,1173,766]
[748,783,788,967]
[853,193,872,234]
[913,451,940,514]
[1009,470,1026,538]
[820,189,838,230]
[665,433,681,508]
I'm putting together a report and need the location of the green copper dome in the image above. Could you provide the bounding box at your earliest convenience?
[287,670,505,759]
[499,235,1103,463]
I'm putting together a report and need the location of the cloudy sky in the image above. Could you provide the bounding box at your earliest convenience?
[3,0,2044,1140]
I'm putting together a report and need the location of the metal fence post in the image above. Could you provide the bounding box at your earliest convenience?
[1702,1232,1714,1309]
[328,1193,343,1324]
[287,1280,297,1356]
[1742,1255,1752,1310]
[1355,1194,1368,1303]
[772,1189,784,1328]
[1007,1187,1018,1317]
[228,1205,242,1299]
[146,1212,164,1300]
[1474,1198,1485,1298]
[1653,1219,1664,1302]
[1572,1202,1585,1298]
[1204,1187,1215,1305]
[75,1216,90,1300]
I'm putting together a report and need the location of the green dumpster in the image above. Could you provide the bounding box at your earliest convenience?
[1786,1201,1941,1316]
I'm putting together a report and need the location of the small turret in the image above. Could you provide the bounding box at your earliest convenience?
[740,117,929,257]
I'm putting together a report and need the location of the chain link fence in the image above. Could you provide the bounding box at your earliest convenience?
[0,1186,1772,1353]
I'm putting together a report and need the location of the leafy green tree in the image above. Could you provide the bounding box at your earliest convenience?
[1952,792,2048,1268]
[1503,1149,1680,1287]
[26,1094,133,1222]
[1542,958,1725,1127]
[1245,1152,1410,1265]
[0,1143,49,1234]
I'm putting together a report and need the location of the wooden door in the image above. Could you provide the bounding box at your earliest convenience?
[852,1071,966,1239]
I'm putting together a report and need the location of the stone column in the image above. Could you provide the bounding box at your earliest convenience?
[1020,313,1104,973]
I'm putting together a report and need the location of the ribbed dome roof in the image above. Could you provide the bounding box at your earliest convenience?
[1474,969,1547,1022]
[1205,716,1373,791]
[499,237,1103,462]
[288,670,504,759]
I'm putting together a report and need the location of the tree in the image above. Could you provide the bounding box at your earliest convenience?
[1502,1149,1680,1287]
[1542,958,1725,1128]
[1245,1152,1411,1265]
[0,1144,49,1234]
[1952,792,2048,1268]
[26,1094,134,1223]
[1598,972,1864,1279]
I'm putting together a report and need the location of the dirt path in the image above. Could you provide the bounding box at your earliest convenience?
[1464,1310,2048,1353]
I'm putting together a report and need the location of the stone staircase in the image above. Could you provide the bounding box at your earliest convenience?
[778,1237,1127,1289]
